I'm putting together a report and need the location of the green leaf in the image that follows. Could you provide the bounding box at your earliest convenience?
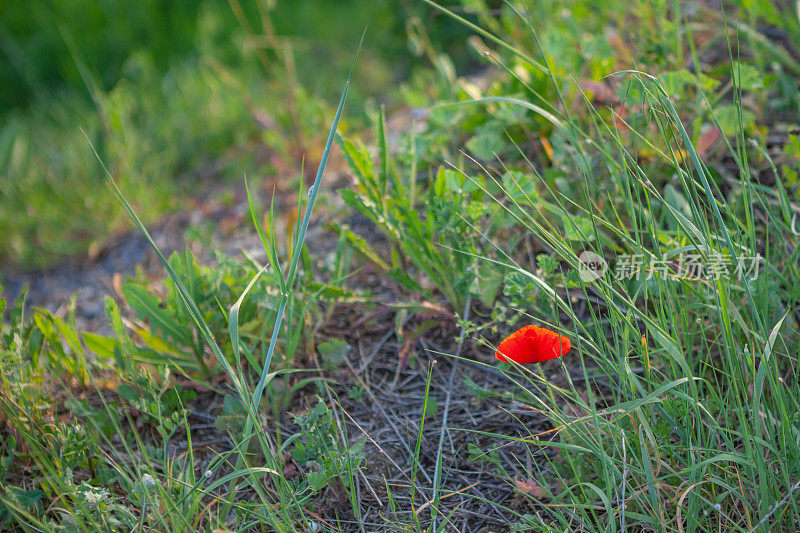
[714,104,756,136]
[317,339,349,366]
[753,313,788,409]
[113,345,128,372]
[122,284,192,346]
[502,170,537,203]
[504,270,537,296]
[663,184,691,218]
[562,214,595,242]
[306,470,328,491]
[82,332,118,360]
[334,224,390,271]
[167,250,204,305]
[117,384,139,402]
[536,254,559,276]
[466,124,506,160]
[732,62,764,91]
[659,70,695,97]
[469,262,504,307]
[215,395,246,433]
[337,136,375,190]
[388,267,427,296]
[10,488,44,508]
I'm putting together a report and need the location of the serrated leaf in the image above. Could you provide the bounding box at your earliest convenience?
[11,488,44,507]
[504,270,536,295]
[337,136,375,191]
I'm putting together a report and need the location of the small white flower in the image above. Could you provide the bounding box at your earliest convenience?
[142,474,156,489]
[204,470,213,479]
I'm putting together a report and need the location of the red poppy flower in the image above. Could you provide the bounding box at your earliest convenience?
[495,325,571,364]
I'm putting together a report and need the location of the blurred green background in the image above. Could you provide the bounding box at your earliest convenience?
[0,0,469,269]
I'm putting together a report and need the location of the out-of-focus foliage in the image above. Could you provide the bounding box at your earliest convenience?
[0,1,472,268]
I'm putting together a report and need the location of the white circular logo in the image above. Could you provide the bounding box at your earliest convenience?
[578,251,607,282]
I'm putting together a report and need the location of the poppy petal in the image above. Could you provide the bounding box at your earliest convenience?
[495,325,571,364]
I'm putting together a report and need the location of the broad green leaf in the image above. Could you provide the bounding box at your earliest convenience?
[82,332,118,360]
[122,284,193,346]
